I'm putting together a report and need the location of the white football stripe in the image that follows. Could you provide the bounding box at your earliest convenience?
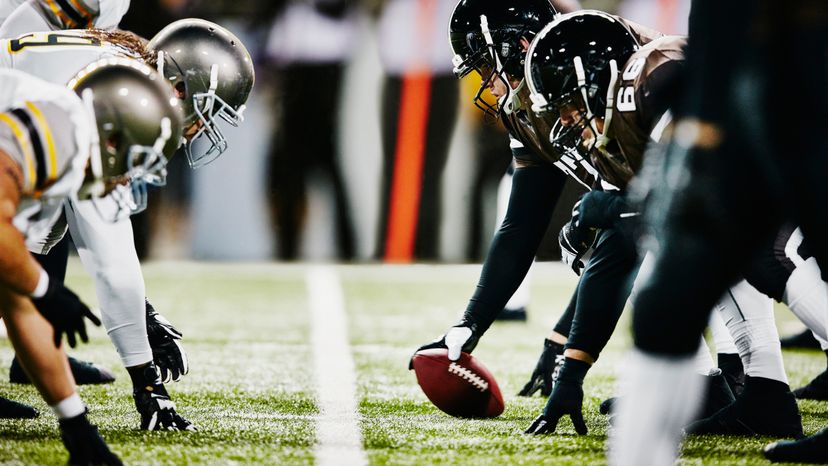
[307,266,367,466]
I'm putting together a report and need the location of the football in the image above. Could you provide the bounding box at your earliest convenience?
[411,348,504,418]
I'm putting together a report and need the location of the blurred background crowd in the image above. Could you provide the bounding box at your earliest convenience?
[125,0,691,263]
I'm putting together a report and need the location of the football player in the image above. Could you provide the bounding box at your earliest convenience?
[524,10,822,440]
[0,57,181,465]
[602,0,828,464]
[0,19,254,430]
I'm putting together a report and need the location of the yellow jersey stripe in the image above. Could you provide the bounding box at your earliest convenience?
[24,102,58,184]
[0,113,36,191]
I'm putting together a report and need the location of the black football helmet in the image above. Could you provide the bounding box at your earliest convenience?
[148,19,255,169]
[449,0,558,116]
[70,58,183,220]
[525,11,638,157]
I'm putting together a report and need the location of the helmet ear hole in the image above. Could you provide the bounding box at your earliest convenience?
[105,132,121,157]
[174,81,186,99]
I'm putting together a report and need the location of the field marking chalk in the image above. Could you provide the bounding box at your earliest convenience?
[307,266,367,466]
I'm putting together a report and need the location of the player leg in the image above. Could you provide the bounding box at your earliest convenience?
[686,281,802,437]
[496,168,531,321]
[65,198,193,431]
[743,226,828,400]
[708,311,744,395]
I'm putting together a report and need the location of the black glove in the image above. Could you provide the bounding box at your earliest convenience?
[518,339,564,397]
[525,358,590,435]
[575,190,635,230]
[32,282,101,348]
[409,321,480,370]
[59,411,123,466]
[558,219,596,276]
[146,300,188,383]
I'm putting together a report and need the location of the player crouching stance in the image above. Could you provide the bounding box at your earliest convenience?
[0,58,182,464]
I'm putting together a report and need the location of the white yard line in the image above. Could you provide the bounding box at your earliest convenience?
[307,266,367,466]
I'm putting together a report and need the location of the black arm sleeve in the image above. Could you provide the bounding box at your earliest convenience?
[462,164,567,334]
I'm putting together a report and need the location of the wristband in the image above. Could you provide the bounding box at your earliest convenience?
[30,268,49,299]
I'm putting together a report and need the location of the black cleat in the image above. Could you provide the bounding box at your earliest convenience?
[0,395,38,419]
[764,427,828,463]
[10,356,115,385]
[59,412,123,466]
[600,372,734,421]
[780,329,822,350]
[793,369,828,401]
[685,376,803,438]
[496,307,528,322]
[132,366,195,431]
[717,353,745,397]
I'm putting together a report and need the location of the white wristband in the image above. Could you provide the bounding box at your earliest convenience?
[51,392,86,419]
[30,268,49,299]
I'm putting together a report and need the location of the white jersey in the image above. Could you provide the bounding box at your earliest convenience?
[0,68,92,252]
[0,0,130,38]
[0,30,133,85]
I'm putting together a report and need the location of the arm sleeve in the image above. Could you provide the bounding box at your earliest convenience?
[462,164,567,334]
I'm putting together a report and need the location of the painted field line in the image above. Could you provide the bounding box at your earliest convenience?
[307,266,367,466]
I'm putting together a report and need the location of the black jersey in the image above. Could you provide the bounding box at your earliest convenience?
[500,17,665,190]
[599,35,686,189]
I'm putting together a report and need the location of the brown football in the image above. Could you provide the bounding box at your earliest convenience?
[411,348,504,418]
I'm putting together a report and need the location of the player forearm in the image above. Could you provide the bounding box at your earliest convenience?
[0,219,43,296]
[462,166,566,334]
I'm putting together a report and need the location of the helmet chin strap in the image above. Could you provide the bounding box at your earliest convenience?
[501,78,525,115]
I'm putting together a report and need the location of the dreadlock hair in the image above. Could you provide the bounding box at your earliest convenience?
[82,28,154,63]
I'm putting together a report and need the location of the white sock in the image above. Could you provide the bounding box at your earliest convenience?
[610,349,704,466]
[718,280,787,384]
[784,257,828,346]
[505,264,532,310]
[693,336,717,375]
[708,309,738,354]
[51,392,85,419]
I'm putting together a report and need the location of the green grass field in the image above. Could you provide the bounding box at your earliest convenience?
[0,260,825,465]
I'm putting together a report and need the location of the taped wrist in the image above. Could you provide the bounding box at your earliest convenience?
[30,269,50,299]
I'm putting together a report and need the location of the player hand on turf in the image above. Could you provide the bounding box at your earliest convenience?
[59,412,123,466]
[518,339,564,397]
[525,357,590,435]
[409,322,480,369]
[32,282,101,348]
[525,379,587,435]
[146,300,189,383]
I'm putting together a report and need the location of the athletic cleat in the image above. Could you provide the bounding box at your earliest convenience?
[685,376,803,438]
[495,307,528,322]
[764,427,828,463]
[10,356,115,385]
[793,369,828,401]
[0,395,38,419]
[717,353,745,397]
[59,412,123,466]
[134,380,196,431]
[600,372,734,421]
[780,329,822,350]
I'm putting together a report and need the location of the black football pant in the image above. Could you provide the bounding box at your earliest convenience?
[631,0,828,358]
[558,226,642,360]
